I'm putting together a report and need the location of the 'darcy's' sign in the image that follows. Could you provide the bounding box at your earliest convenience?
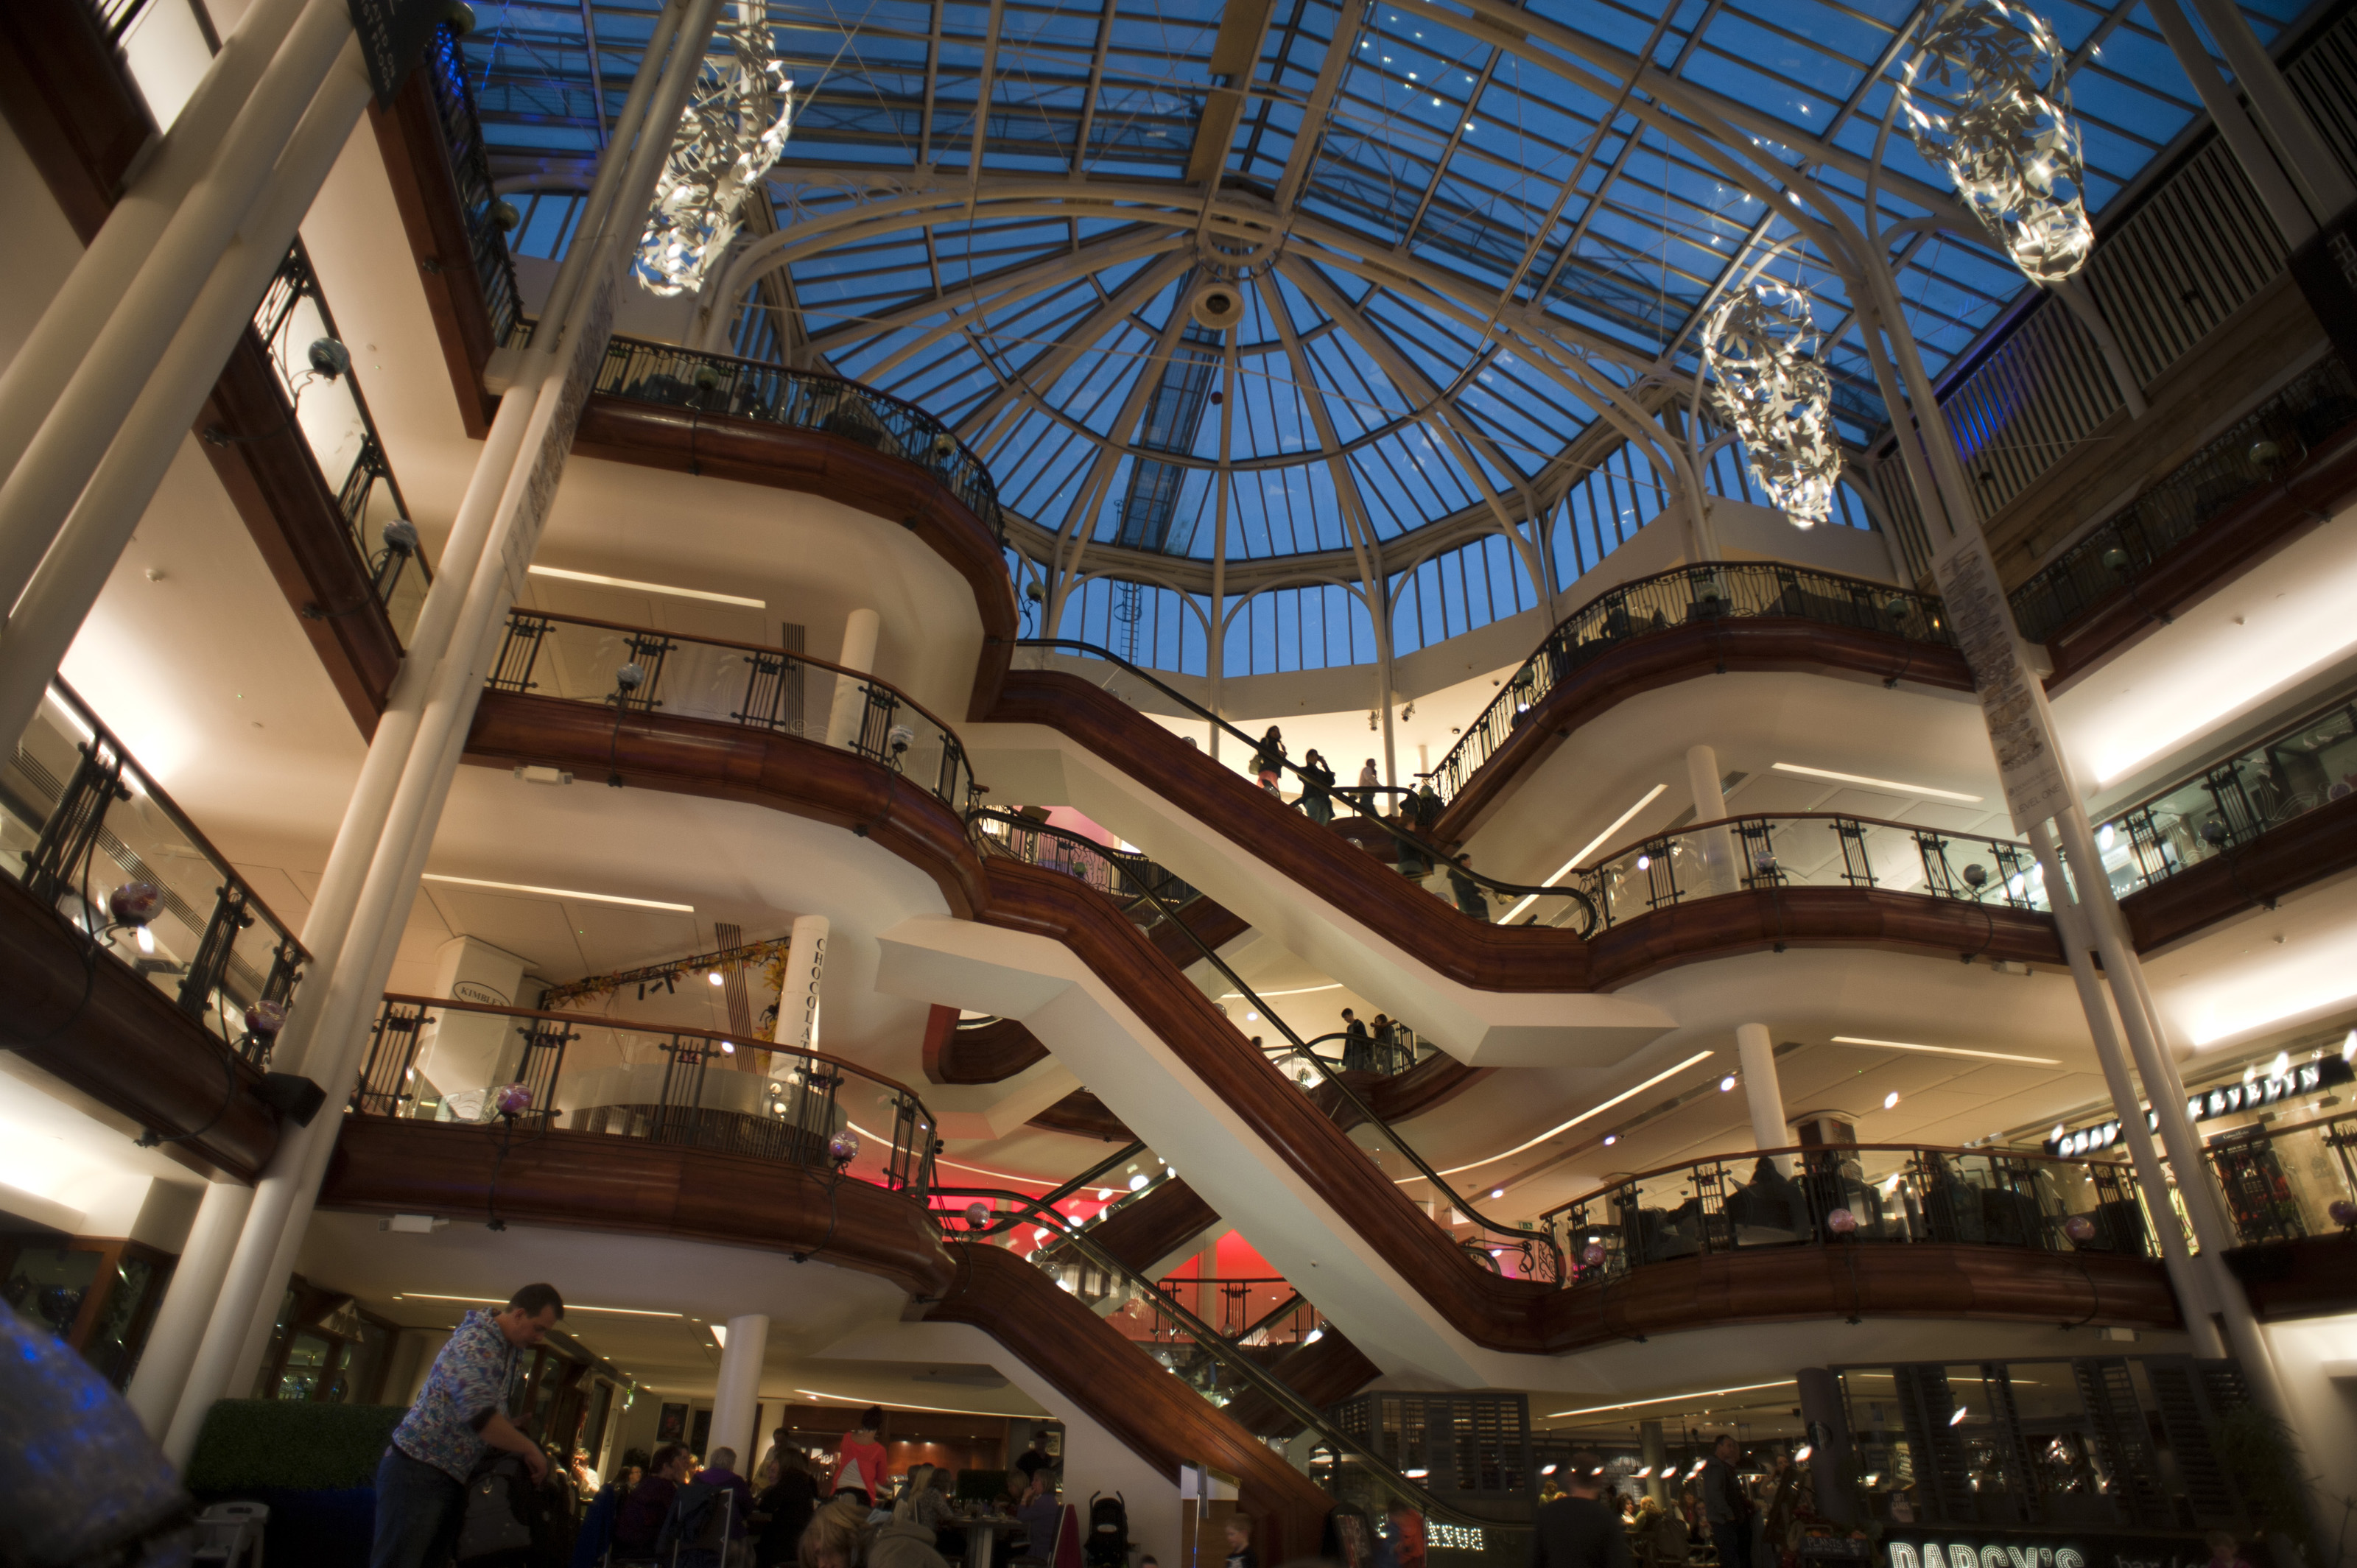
[1887,1532,2263,1568]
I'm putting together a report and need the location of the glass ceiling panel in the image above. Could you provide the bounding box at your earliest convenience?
[459,0,2294,566]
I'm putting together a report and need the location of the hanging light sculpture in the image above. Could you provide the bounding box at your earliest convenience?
[1701,281,1841,528]
[1897,0,2091,284]
[636,3,793,297]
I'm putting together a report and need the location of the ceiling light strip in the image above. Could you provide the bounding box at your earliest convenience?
[1771,762,1982,803]
[1829,1036,2061,1066]
[529,564,767,609]
[1503,784,1668,924]
[1410,1051,1716,1179]
[1548,1379,1796,1419]
[422,873,696,913]
[392,1292,684,1318]
[795,1388,1035,1418]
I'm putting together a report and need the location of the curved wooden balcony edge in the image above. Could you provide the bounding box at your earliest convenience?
[1028,1087,1131,1141]
[924,1010,1048,1084]
[1431,619,1975,843]
[1543,1238,2179,1351]
[2042,423,2357,691]
[2118,790,2357,951]
[925,1241,1332,1564]
[320,1115,958,1299]
[0,875,280,1182]
[2221,1234,2357,1321]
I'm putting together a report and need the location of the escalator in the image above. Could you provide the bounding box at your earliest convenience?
[929,1186,1521,1568]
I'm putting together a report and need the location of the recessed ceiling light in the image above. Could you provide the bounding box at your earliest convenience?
[1771,762,1983,803]
[1548,1379,1795,1418]
[529,564,765,608]
[1422,1051,1713,1175]
[1884,1091,1902,1109]
[423,873,695,913]
[1830,1035,2060,1066]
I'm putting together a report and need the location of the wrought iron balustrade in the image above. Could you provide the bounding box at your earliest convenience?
[1425,562,1952,809]
[1,683,306,1060]
[422,20,524,349]
[2093,687,2357,898]
[485,608,982,815]
[2009,353,2357,644]
[2199,1105,2357,1247]
[969,805,1201,918]
[1561,811,2051,929]
[1268,1027,1433,1084]
[246,240,433,642]
[589,336,1007,543]
[354,994,938,1196]
[1536,1141,2158,1283]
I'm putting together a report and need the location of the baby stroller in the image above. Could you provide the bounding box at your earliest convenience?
[1083,1493,1130,1568]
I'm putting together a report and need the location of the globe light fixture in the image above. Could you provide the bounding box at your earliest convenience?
[1701,282,1841,528]
[636,3,794,298]
[1897,0,2092,284]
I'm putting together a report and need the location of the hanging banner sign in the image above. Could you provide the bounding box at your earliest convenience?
[1933,532,2075,831]
[345,0,444,104]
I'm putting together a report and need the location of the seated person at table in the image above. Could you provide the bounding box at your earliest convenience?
[617,1444,694,1557]
[801,1492,874,1568]
[1014,1476,1063,1564]
[756,1451,821,1568]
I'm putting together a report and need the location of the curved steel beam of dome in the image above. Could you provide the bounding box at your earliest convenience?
[964,250,1198,455]
[1257,265,1392,643]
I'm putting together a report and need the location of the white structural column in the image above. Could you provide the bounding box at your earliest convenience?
[0,0,306,508]
[823,608,882,748]
[1687,742,1734,896]
[0,0,353,628]
[707,1314,770,1472]
[0,27,376,750]
[154,0,727,1464]
[2025,821,2226,1359]
[772,914,830,1052]
[2184,0,2357,224]
[1733,1023,1787,1156]
[124,1179,257,1436]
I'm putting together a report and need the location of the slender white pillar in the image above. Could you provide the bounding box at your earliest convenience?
[1687,742,1735,895]
[1685,744,1727,820]
[2184,0,2357,223]
[161,0,728,1465]
[124,1179,256,1437]
[0,35,374,751]
[0,0,308,500]
[2025,822,2225,1358]
[771,914,829,1053]
[0,0,353,619]
[822,607,881,748]
[708,1315,770,1470]
[1734,1023,1787,1156]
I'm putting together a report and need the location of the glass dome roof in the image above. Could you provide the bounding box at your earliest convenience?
[463,0,2303,611]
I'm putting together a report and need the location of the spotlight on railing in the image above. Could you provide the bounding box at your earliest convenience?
[382,518,420,555]
[308,338,351,380]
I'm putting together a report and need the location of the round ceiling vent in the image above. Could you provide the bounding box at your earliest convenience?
[1188,283,1245,330]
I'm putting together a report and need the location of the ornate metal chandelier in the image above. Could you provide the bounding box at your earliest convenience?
[1897,0,2092,284]
[636,3,793,298]
[1701,281,1842,529]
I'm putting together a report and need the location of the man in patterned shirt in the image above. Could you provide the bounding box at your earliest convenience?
[369,1282,565,1568]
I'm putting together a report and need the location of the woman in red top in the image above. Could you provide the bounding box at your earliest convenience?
[832,1407,889,1505]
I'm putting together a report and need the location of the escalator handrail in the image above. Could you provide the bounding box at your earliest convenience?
[934,1183,1500,1533]
[971,806,1564,1281]
[1011,637,1600,936]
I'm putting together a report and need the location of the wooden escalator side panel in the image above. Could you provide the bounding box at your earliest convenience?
[927,1242,1332,1564]
[1220,1326,1382,1438]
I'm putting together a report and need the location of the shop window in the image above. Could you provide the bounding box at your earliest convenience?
[0,1235,174,1388]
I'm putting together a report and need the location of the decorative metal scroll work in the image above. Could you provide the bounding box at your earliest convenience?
[636,4,793,298]
[1702,283,1842,527]
[1900,0,2093,284]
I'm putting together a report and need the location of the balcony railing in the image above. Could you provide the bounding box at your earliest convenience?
[422,20,523,349]
[1536,1142,2158,1282]
[1268,1027,1433,1084]
[589,337,1008,544]
[352,994,939,1197]
[1422,562,1951,809]
[485,609,982,815]
[1,683,307,1058]
[1540,811,2050,929]
[970,805,1200,918]
[2009,353,2357,645]
[242,240,434,643]
[2203,1105,2357,1247]
[2093,686,2357,899]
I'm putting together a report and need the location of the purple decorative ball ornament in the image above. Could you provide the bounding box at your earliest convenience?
[2062,1214,2098,1245]
[828,1130,860,1165]
[2330,1198,2357,1230]
[245,999,288,1036]
[1580,1242,1607,1269]
[492,1083,533,1117]
[1827,1207,1858,1235]
[963,1201,991,1229]
[109,882,162,924]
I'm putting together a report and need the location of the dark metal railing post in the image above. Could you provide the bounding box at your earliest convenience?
[621,633,675,713]
[24,740,129,910]
[1830,817,1877,887]
[177,885,255,1019]
[487,612,552,692]
[351,1000,432,1116]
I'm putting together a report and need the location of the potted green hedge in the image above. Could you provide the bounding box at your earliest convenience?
[186,1400,406,1560]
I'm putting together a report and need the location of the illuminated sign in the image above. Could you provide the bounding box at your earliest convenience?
[2044,1058,2350,1156]
[1427,1525,1486,1553]
[1887,1530,2241,1568]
